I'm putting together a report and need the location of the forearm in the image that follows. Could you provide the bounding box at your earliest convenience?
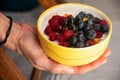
[0,12,22,51]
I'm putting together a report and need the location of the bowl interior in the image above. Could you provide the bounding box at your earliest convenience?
[38,3,111,42]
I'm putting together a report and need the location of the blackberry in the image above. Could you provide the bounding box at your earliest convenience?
[68,24,78,30]
[79,11,86,18]
[100,25,109,33]
[85,30,96,40]
[75,14,83,21]
[93,17,100,23]
[67,15,74,25]
[75,42,85,48]
[78,30,84,34]
[87,19,94,25]
[69,36,78,46]
[77,34,86,42]
[85,13,94,19]
[93,24,101,31]
[63,19,68,26]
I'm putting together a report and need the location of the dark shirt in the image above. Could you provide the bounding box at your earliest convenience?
[0,0,39,11]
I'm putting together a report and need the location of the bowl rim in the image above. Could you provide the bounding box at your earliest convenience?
[37,3,112,50]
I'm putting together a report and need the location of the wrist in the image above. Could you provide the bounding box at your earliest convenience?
[0,13,10,42]
[4,22,22,51]
[0,13,23,51]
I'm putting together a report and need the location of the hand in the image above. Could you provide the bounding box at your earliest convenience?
[73,48,111,74]
[14,23,111,74]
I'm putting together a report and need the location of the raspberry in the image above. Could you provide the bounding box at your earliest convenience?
[85,40,95,46]
[63,30,74,40]
[96,31,103,38]
[53,26,62,33]
[49,18,59,28]
[99,20,107,25]
[44,12,109,48]
[48,32,57,41]
[51,15,65,26]
[62,26,68,32]
[52,15,62,20]
[44,25,52,35]
[59,42,69,47]
[48,15,62,28]
[57,34,66,42]
[58,16,65,26]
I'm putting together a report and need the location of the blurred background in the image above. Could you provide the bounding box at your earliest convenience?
[1,0,120,80]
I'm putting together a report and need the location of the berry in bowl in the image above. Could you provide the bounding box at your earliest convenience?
[37,3,112,66]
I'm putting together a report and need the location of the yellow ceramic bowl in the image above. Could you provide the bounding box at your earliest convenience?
[37,3,112,66]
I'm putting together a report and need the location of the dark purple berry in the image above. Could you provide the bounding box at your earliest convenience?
[77,21,86,29]
[85,13,94,19]
[77,34,86,42]
[63,19,68,26]
[83,25,91,32]
[87,19,94,25]
[100,25,109,33]
[68,24,77,30]
[93,24,101,31]
[85,30,96,40]
[75,42,85,48]
[69,36,78,46]
[79,11,86,18]
[67,15,74,25]
[93,17,100,23]
[78,30,84,34]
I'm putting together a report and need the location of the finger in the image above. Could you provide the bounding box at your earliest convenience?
[32,64,47,71]
[47,59,74,74]
[74,56,107,74]
[102,48,111,57]
[90,56,107,70]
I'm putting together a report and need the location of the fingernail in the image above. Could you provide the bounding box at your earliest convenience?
[103,59,107,64]
[62,68,74,74]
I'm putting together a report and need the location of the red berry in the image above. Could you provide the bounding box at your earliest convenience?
[48,32,57,41]
[59,42,69,47]
[52,15,62,20]
[62,26,68,32]
[99,20,107,25]
[96,31,103,38]
[58,16,65,25]
[49,18,59,27]
[63,30,74,40]
[85,40,95,46]
[44,26,53,35]
[57,34,66,42]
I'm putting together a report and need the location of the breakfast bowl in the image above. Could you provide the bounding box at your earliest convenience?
[37,3,112,66]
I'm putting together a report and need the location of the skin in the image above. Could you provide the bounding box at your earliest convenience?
[0,12,111,74]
